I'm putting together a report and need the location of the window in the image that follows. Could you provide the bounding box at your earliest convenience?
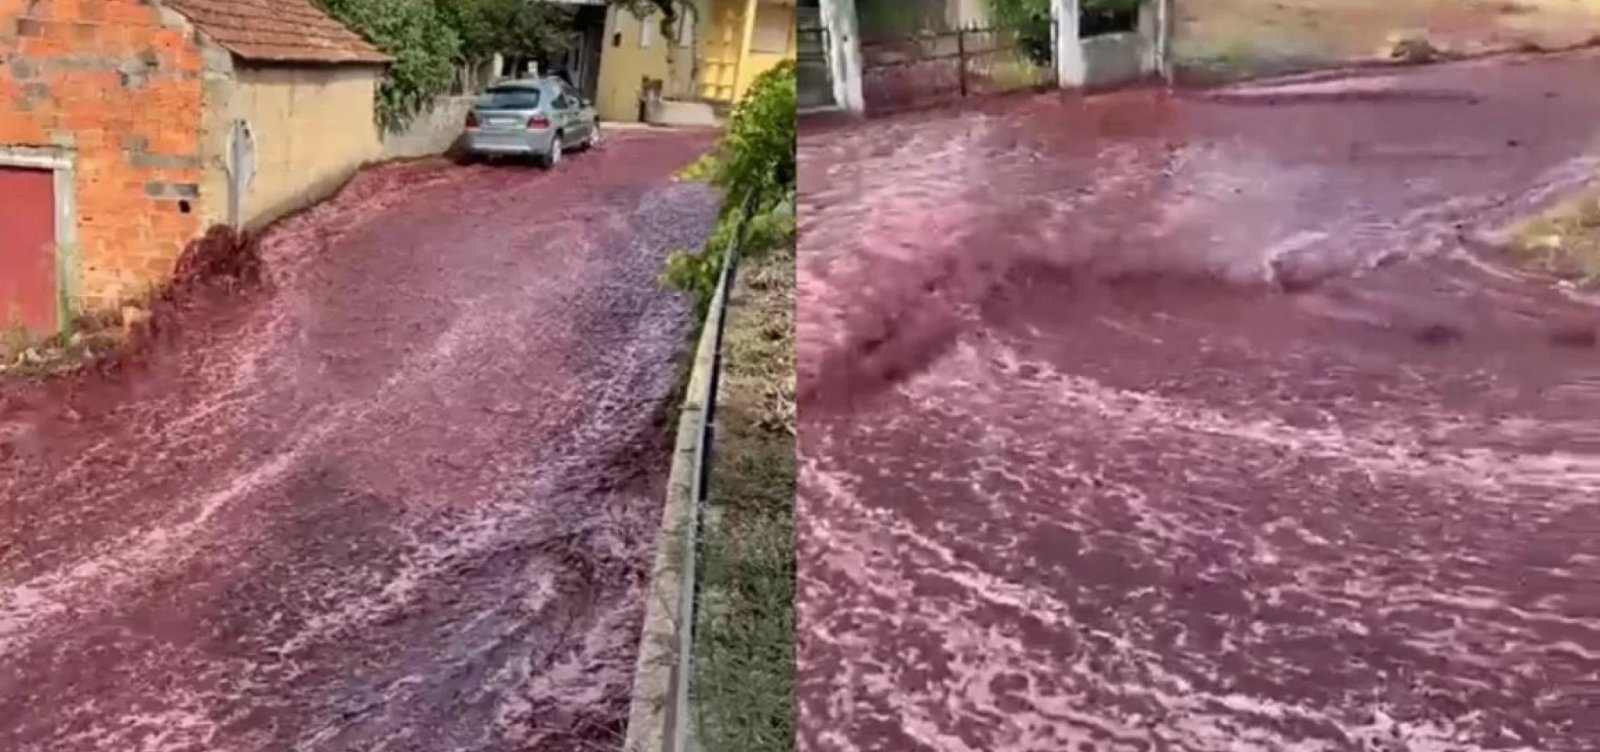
[751,5,791,54]
[639,12,655,48]
[675,12,692,48]
[476,86,541,109]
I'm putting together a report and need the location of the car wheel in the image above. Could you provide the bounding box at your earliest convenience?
[541,136,563,169]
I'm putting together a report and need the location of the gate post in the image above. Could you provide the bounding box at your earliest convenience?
[1052,0,1086,87]
[820,0,866,114]
[1156,0,1173,83]
[957,28,968,97]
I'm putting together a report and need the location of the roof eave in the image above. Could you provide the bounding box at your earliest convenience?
[226,49,395,67]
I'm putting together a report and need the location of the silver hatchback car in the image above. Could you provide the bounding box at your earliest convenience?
[464,77,602,167]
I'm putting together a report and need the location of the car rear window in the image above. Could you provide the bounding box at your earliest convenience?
[477,87,541,109]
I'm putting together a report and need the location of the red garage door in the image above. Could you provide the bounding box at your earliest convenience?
[0,166,58,336]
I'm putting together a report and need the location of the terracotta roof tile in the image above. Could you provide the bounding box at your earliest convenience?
[166,0,393,65]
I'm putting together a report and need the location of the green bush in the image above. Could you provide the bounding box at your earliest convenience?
[987,0,1052,65]
[314,0,461,131]
[665,62,797,317]
[987,0,1144,65]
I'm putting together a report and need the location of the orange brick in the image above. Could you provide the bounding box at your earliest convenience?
[18,31,72,57]
[101,1,160,26]
[0,116,50,144]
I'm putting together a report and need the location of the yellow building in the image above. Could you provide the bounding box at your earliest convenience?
[596,0,797,123]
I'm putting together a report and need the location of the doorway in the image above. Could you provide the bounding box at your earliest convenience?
[798,0,837,110]
[0,164,60,336]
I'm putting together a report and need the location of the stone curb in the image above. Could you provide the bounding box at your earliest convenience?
[623,267,736,752]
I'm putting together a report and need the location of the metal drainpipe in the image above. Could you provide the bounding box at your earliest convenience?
[226,119,256,232]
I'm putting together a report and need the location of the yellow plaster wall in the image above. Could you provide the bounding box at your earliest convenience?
[601,0,796,119]
[733,2,795,100]
[596,6,675,122]
[220,64,384,229]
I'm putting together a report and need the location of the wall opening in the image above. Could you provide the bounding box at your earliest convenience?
[0,148,76,337]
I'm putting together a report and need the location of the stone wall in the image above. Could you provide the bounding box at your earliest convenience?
[0,0,206,313]
[379,95,473,161]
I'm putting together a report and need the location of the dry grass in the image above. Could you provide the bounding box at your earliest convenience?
[0,308,129,379]
[692,238,795,752]
[1510,190,1600,285]
[984,57,1054,91]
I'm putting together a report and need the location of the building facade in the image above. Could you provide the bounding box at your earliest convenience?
[0,0,389,334]
[595,0,798,123]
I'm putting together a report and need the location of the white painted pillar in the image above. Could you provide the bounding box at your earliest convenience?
[820,0,865,114]
[1053,0,1085,87]
[1155,0,1172,83]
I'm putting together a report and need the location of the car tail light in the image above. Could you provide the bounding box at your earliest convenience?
[526,114,550,130]
[465,110,479,128]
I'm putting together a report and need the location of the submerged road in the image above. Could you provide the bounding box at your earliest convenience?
[798,52,1600,751]
[0,132,716,751]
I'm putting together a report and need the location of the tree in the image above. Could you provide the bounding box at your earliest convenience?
[437,0,575,78]
[315,0,462,130]
[317,0,581,129]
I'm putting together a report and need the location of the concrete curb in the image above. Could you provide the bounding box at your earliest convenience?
[623,271,736,752]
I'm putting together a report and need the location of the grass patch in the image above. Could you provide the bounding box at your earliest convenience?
[1510,190,1600,286]
[692,239,795,752]
[985,58,1053,90]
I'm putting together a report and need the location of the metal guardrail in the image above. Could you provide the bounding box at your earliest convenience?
[860,22,1058,112]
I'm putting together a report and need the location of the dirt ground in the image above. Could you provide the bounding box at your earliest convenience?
[0,131,716,752]
[797,50,1600,752]
[1174,0,1600,79]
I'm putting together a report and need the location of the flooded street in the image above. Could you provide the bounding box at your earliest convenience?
[798,51,1600,752]
[0,132,715,751]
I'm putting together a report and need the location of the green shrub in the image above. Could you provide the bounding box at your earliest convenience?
[314,0,461,131]
[987,0,1144,65]
[665,62,797,317]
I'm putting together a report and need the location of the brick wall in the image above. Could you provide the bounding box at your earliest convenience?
[0,0,205,313]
